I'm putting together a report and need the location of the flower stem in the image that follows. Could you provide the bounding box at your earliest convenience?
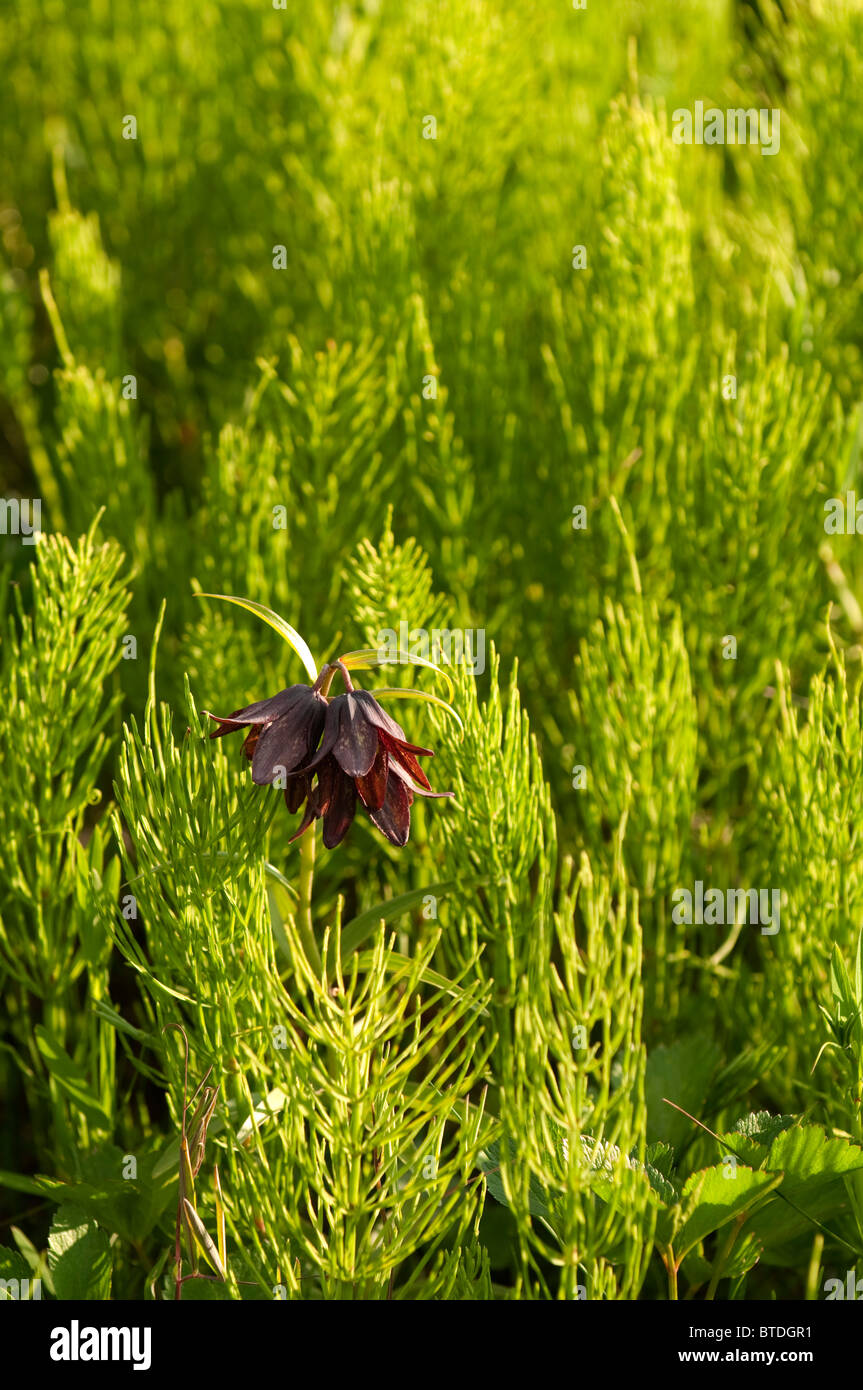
[335,659,354,692]
[313,663,336,696]
[705,1214,743,1299]
[297,825,322,977]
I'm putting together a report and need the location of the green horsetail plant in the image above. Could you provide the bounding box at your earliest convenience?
[0,521,129,1171]
[164,1025,231,1299]
[45,150,122,376]
[347,514,452,657]
[541,853,652,1299]
[233,907,496,1298]
[421,651,650,1294]
[752,631,863,1113]
[106,594,499,1295]
[422,644,555,1294]
[571,594,697,1017]
[812,930,863,1256]
[478,852,652,1299]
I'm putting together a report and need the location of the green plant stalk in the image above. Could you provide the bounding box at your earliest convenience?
[297,826,322,978]
[705,1214,745,1300]
[11,389,65,528]
[805,1234,825,1301]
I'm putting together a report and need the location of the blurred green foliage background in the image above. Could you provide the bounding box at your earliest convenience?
[3,0,863,1300]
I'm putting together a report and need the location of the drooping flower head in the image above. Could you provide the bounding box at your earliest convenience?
[288,686,452,848]
[207,684,328,813]
[204,657,453,848]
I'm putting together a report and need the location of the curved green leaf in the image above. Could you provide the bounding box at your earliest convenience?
[194,593,318,681]
[369,686,464,730]
[672,1166,783,1262]
[340,647,455,701]
[34,1027,112,1131]
[335,876,495,962]
[182,1199,227,1280]
[263,862,299,901]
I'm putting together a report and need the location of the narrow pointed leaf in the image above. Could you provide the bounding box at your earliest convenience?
[336,876,494,961]
[264,862,299,901]
[182,1199,227,1280]
[213,1165,227,1275]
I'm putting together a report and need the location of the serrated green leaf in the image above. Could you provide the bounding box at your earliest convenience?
[0,1246,36,1299]
[48,1204,112,1300]
[476,1139,559,1237]
[743,1125,863,1263]
[581,1135,677,1207]
[712,1123,863,1265]
[731,1111,797,1145]
[673,1165,782,1262]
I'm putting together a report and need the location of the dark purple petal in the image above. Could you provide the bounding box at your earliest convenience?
[297,697,343,772]
[208,673,452,851]
[285,772,312,815]
[390,737,434,757]
[355,743,389,811]
[251,692,327,784]
[350,689,407,742]
[314,756,339,814]
[379,731,432,791]
[207,685,311,737]
[288,796,320,842]
[322,769,357,848]
[332,692,380,777]
[208,717,246,739]
[368,772,412,846]
[389,759,454,798]
[287,762,336,841]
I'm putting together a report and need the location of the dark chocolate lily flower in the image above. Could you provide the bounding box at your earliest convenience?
[204,684,328,813]
[288,689,453,849]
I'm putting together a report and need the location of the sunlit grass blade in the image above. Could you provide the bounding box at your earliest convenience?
[263,862,299,901]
